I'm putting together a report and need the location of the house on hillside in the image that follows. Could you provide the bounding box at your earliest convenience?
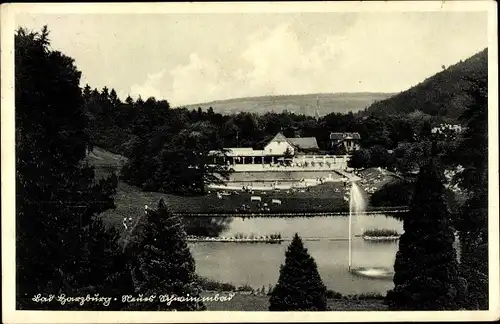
[263,132,319,156]
[209,132,320,165]
[329,132,361,153]
[263,133,295,156]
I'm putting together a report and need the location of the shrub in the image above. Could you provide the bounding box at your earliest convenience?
[326,289,343,299]
[363,229,399,237]
[196,276,236,292]
[370,180,413,208]
[236,284,254,292]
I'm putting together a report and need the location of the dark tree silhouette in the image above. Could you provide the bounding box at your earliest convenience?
[348,148,371,169]
[15,26,124,309]
[454,76,488,310]
[386,157,460,310]
[123,199,206,311]
[269,233,327,311]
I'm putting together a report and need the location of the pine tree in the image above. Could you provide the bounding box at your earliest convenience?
[386,157,460,310]
[269,233,327,311]
[82,84,92,100]
[125,95,134,105]
[124,199,206,311]
[109,88,120,107]
[15,26,123,309]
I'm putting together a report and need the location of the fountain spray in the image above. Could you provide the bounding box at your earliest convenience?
[349,181,366,272]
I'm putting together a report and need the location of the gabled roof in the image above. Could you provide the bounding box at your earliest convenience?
[267,132,319,151]
[270,132,287,142]
[287,137,319,150]
[330,132,361,140]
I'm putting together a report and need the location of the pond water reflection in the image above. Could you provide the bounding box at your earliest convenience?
[189,214,405,295]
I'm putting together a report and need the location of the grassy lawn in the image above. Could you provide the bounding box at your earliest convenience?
[200,292,388,311]
[356,168,400,195]
[88,148,350,236]
[89,148,401,240]
[100,178,350,238]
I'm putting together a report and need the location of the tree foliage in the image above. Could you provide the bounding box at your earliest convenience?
[453,76,488,309]
[15,26,125,309]
[370,180,414,208]
[269,234,328,311]
[121,119,231,195]
[386,158,460,310]
[124,199,206,311]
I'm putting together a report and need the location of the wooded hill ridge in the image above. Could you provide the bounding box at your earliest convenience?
[180,92,395,116]
[360,48,488,121]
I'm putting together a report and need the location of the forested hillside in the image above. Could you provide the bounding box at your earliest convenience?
[181,92,394,116]
[361,49,488,121]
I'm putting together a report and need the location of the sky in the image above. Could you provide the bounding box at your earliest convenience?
[15,11,488,107]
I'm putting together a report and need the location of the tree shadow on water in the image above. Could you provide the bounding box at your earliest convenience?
[182,216,234,237]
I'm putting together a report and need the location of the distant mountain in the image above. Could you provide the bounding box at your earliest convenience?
[179,92,395,116]
[361,49,488,121]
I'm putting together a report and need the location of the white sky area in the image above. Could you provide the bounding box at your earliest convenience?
[16,12,488,107]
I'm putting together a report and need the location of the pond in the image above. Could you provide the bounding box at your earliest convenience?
[189,214,406,295]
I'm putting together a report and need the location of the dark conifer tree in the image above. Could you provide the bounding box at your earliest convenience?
[386,156,460,310]
[109,88,120,107]
[82,84,92,100]
[269,233,327,311]
[125,95,134,105]
[124,199,206,311]
[15,26,125,309]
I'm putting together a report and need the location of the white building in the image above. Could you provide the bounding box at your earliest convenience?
[209,132,320,165]
[264,133,296,155]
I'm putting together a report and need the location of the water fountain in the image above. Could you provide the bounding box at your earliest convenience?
[348,181,395,280]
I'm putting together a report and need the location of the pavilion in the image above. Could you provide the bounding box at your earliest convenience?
[209,132,320,165]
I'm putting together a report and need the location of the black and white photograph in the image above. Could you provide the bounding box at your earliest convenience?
[1,1,498,323]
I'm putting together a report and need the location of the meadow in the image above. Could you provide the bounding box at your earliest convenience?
[88,147,353,236]
[200,292,388,311]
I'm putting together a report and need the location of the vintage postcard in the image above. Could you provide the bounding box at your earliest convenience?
[1,1,499,323]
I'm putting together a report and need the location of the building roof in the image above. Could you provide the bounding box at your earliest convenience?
[227,147,253,151]
[209,148,268,157]
[267,132,319,151]
[270,132,288,143]
[329,132,361,140]
[227,149,266,157]
[287,137,319,150]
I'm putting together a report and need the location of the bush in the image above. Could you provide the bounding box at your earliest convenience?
[343,293,385,300]
[370,180,413,207]
[348,149,371,169]
[196,276,236,292]
[363,229,399,237]
[326,289,343,299]
[236,284,254,292]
